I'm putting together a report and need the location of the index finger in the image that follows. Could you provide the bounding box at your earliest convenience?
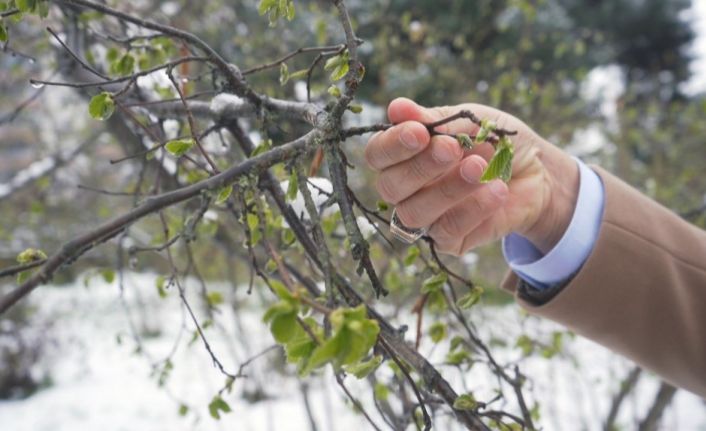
[364,121,430,171]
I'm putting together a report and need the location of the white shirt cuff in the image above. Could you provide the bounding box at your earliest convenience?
[502,158,605,289]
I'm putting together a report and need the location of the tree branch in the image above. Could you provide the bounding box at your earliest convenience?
[0,130,319,315]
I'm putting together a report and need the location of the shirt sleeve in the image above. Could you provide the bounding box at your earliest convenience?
[501,158,605,289]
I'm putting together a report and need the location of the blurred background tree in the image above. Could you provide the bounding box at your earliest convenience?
[1,0,704,429]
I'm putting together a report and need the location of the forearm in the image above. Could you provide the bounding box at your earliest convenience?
[503,166,706,398]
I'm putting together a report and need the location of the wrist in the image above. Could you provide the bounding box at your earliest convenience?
[520,143,579,254]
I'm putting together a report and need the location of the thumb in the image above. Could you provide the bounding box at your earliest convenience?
[387,97,445,125]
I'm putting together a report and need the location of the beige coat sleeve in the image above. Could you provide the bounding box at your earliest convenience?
[502,166,706,398]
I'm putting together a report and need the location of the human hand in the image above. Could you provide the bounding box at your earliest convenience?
[365,98,580,256]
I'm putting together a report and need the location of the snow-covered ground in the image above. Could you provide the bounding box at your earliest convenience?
[0,273,704,431]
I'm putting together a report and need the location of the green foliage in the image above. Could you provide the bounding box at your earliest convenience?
[206,291,224,307]
[258,0,295,26]
[88,92,115,121]
[207,395,232,420]
[515,334,534,356]
[404,245,420,265]
[155,276,168,298]
[178,404,189,417]
[100,269,115,284]
[455,133,473,150]
[453,393,477,411]
[303,305,380,374]
[374,382,389,401]
[110,53,135,76]
[347,104,363,114]
[456,287,484,309]
[421,271,447,294]
[251,139,272,157]
[215,185,233,205]
[0,22,7,43]
[165,139,194,157]
[480,137,514,183]
[16,248,47,264]
[279,62,289,85]
[429,321,447,343]
[475,120,496,145]
[16,271,31,284]
[286,169,298,202]
[327,85,342,98]
[324,50,350,81]
[343,355,383,379]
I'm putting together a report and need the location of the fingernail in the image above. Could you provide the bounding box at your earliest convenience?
[432,142,458,163]
[488,180,508,198]
[399,129,420,150]
[460,159,483,183]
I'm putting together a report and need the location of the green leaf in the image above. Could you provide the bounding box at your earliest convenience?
[289,69,308,81]
[100,269,115,284]
[376,200,389,212]
[206,291,224,306]
[446,348,470,366]
[251,139,272,157]
[17,248,47,264]
[374,383,389,401]
[269,279,294,301]
[258,0,276,15]
[246,213,259,232]
[327,85,341,98]
[270,312,297,343]
[456,287,484,309]
[404,245,420,266]
[344,355,383,379]
[324,51,350,81]
[306,330,344,371]
[17,271,31,284]
[178,404,189,417]
[113,53,135,76]
[475,119,496,144]
[216,185,233,205]
[264,258,278,273]
[156,275,168,298]
[279,62,289,85]
[303,305,379,374]
[286,169,298,202]
[0,23,7,43]
[15,0,36,13]
[208,396,231,420]
[480,137,514,183]
[88,92,115,121]
[456,133,473,149]
[429,322,447,343]
[348,104,363,114]
[37,1,49,18]
[165,139,194,157]
[421,272,447,294]
[453,393,477,411]
[285,1,295,20]
[515,334,534,356]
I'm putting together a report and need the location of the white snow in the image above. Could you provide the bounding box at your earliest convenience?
[0,273,704,431]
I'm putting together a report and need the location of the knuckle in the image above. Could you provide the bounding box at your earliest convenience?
[403,154,430,184]
[435,209,465,240]
[376,174,400,204]
[432,237,459,256]
[437,179,458,202]
[395,202,424,228]
[365,131,396,170]
[363,144,379,170]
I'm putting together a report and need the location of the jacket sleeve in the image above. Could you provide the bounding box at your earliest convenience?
[501,166,706,399]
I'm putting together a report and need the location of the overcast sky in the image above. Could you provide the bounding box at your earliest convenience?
[683,1,706,95]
